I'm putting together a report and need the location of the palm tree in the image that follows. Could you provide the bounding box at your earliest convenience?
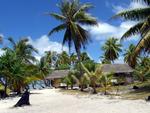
[62,72,75,89]
[102,38,122,63]
[98,73,113,95]
[36,56,51,86]
[0,49,14,97]
[0,48,38,95]
[80,52,90,61]
[56,51,70,70]
[48,0,97,62]
[7,37,38,63]
[57,51,70,65]
[124,44,139,68]
[45,51,52,66]
[81,63,102,94]
[113,0,150,57]
[134,56,150,81]
[0,38,39,95]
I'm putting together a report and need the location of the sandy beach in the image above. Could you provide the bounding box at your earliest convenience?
[0,89,150,113]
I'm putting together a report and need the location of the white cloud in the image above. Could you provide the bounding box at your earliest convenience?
[28,35,69,60]
[113,1,148,13]
[0,34,5,56]
[0,34,4,38]
[0,49,5,56]
[84,21,137,41]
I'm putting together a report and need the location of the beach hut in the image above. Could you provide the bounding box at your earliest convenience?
[46,70,70,88]
[101,64,134,84]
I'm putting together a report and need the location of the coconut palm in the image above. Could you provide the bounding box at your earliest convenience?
[124,44,139,68]
[98,73,113,95]
[48,0,97,61]
[7,37,38,63]
[81,63,102,94]
[134,56,150,81]
[80,52,90,61]
[113,0,150,57]
[36,56,51,86]
[0,38,40,95]
[57,51,70,65]
[0,48,38,95]
[140,56,150,67]
[102,38,122,63]
[71,70,89,91]
[56,51,70,70]
[62,72,75,89]
[45,51,53,66]
[0,49,14,97]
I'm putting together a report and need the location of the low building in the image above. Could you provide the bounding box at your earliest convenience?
[101,64,134,84]
[46,70,70,88]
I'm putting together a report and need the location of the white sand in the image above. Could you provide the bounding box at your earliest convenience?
[0,89,150,113]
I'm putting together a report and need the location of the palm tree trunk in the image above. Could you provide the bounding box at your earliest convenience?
[93,84,97,94]
[71,85,73,90]
[80,85,84,91]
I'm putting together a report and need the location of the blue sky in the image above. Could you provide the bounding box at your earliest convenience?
[0,0,146,62]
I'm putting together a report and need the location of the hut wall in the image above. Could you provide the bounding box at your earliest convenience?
[115,73,133,84]
[51,79,62,88]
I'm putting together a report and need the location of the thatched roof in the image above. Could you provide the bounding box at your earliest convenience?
[101,64,133,73]
[46,70,70,79]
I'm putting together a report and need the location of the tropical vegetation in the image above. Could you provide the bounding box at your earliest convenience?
[101,37,122,63]
[0,0,150,100]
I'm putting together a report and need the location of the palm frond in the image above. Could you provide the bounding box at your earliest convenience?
[140,16,150,35]
[63,28,72,51]
[50,13,66,21]
[75,12,97,25]
[121,22,144,39]
[48,23,66,36]
[134,31,150,56]
[135,0,150,5]
[73,3,93,18]
[8,37,16,49]
[113,7,150,21]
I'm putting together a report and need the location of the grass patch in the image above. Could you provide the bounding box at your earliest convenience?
[121,81,150,100]
[57,81,150,100]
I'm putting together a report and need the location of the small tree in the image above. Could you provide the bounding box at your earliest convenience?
[62,74,75,89]
[98,73,113,95]
[81,63,102,94]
